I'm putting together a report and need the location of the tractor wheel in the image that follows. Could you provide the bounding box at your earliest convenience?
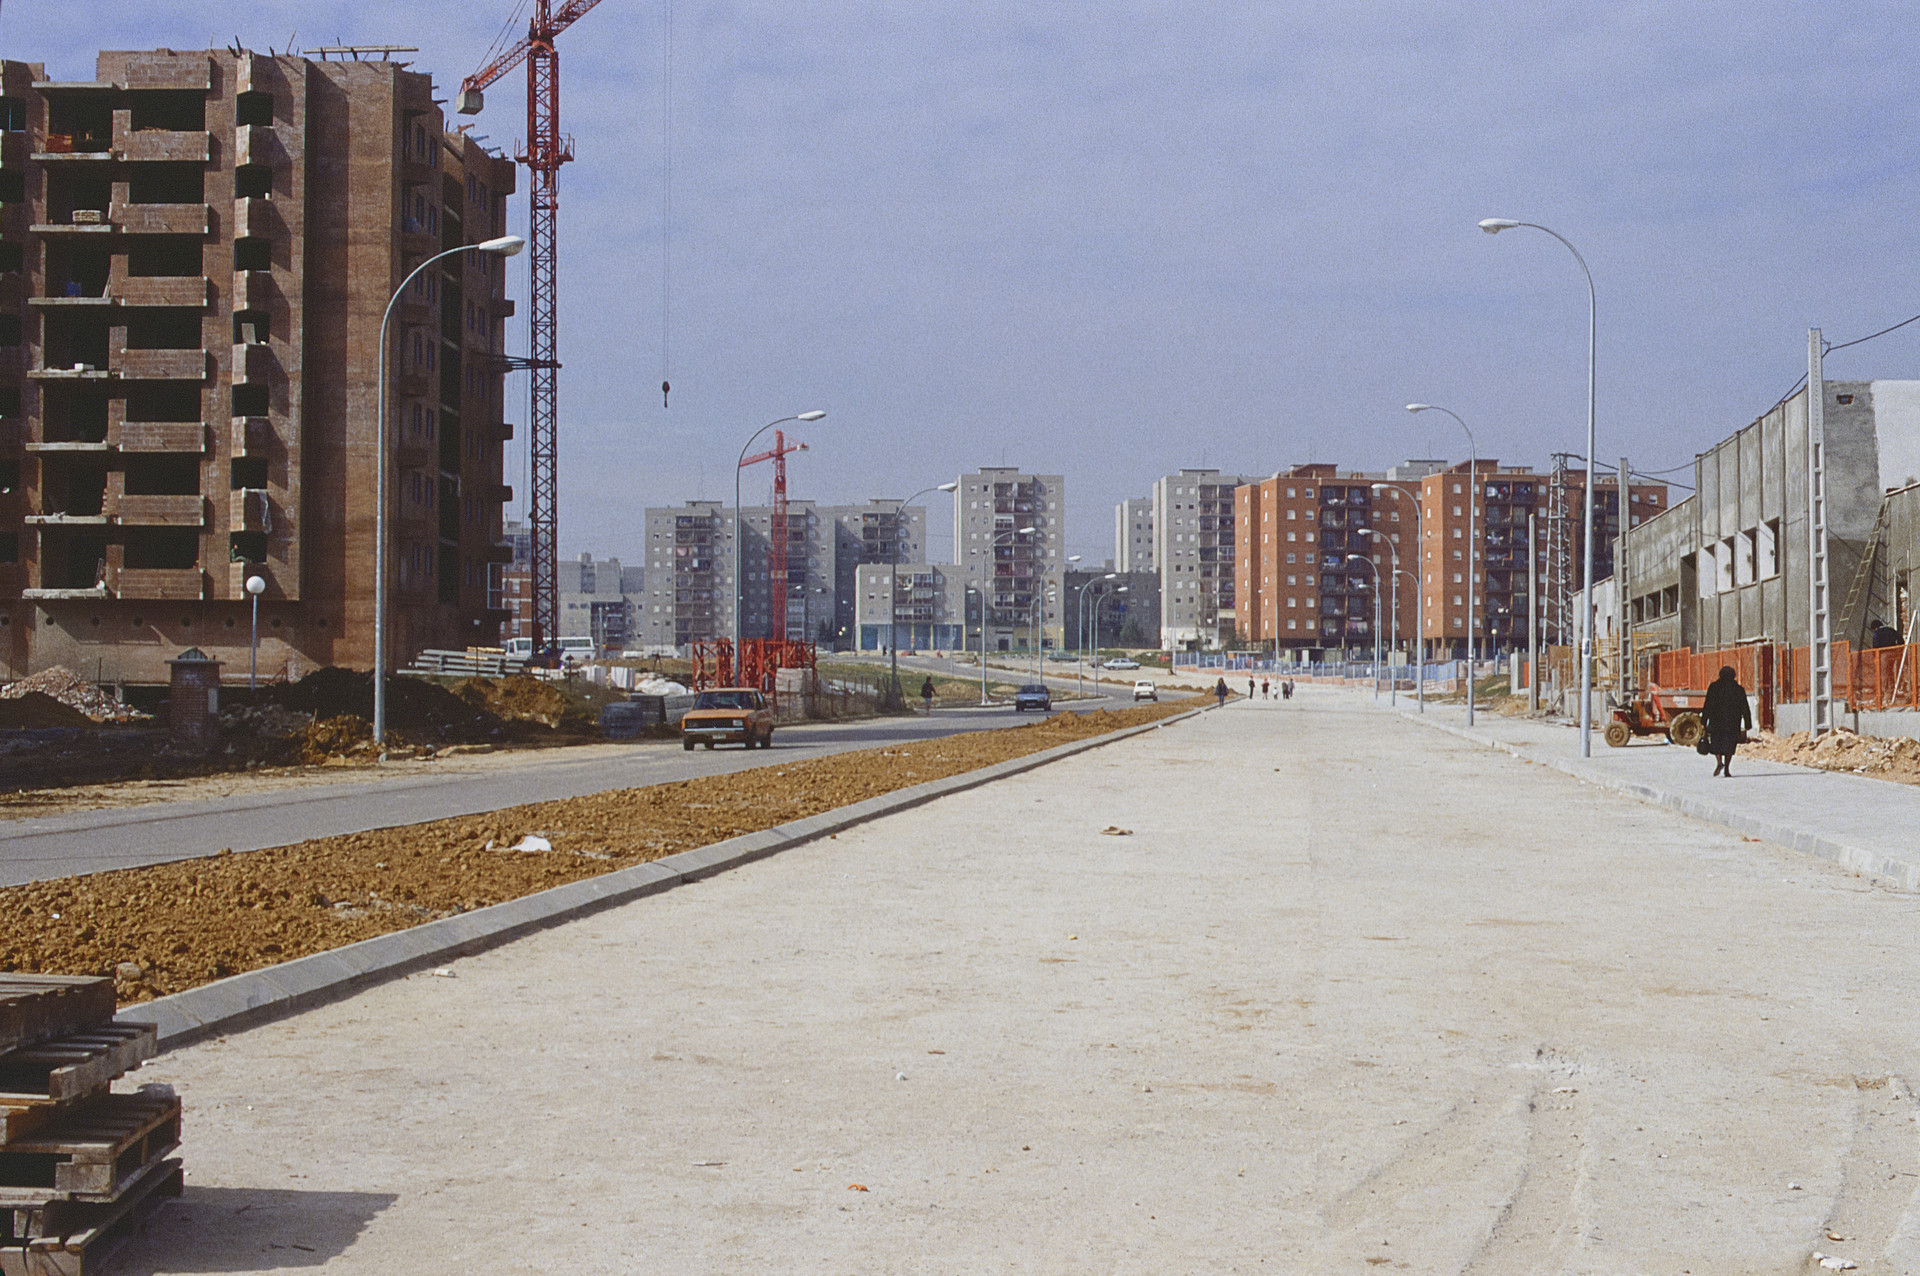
[1603,720,1631,749]
[1669,712,1705,748]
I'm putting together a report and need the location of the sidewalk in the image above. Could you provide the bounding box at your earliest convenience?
[1340,687,1920,889]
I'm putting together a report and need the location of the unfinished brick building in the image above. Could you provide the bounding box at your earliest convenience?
[0,48,517,684]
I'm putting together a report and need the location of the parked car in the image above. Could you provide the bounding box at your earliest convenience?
[1132,680,1158,702]
[1102,656,1140,670]
[680,688,775,750]
[1013,684,1052,712]
[1046,649,1078,662]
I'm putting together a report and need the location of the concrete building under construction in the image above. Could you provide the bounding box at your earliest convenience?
[0,47,516,684]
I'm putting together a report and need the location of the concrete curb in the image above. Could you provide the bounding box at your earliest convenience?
[1399,710,1920,892]
[119,706,1209,1050]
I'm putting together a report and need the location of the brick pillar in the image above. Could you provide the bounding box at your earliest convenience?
[166,648,223,752]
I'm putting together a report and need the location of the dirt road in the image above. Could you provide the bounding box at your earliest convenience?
[124,692,1920,1272]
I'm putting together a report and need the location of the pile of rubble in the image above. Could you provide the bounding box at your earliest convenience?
[1743,728,1920,785]
[0,667,148,723]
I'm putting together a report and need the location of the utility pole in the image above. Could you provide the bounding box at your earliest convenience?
[1527,510,1539,714]
[1617,456,1631,703]
[1808,330,1834,735]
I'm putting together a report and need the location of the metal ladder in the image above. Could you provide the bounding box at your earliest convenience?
[1837,494,1891,648]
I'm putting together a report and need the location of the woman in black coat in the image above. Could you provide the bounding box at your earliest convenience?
[1702,664,1753,778]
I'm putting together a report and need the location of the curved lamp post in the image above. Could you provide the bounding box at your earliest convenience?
[1360,528,1400,705]
[245,574,266,690]
[1370,482,1425,714]
[734,411,827,675]
[1345,554,1383,699]
[1406,403,1478,725]
[883,482,958,709]
[375,233,525,746]
[1479,216,1597,756]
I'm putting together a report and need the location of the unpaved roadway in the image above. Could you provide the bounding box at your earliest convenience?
[124,689,1920,1273]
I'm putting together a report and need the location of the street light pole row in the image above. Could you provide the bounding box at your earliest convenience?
[1406,403,1476,726]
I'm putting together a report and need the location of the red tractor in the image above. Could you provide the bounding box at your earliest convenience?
[1604,685,1705,748]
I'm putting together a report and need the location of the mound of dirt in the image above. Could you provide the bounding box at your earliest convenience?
[1742,728,1920,786]
[0,692,94,730]
[259,668,506,745]
[452,676,595,733]
[1,666,146,723]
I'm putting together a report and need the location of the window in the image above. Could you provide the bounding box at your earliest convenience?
[1759,519,1780,579]
[235,91,273,127]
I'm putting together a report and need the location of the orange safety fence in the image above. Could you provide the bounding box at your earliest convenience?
[1654,640,1920,717]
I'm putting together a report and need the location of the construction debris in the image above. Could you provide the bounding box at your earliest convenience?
[1741,728,1920,786]
[0,975,178,1272]
[0,668,147,724]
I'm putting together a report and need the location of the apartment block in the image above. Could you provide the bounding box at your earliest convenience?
[1236,465,1416,652]
[557,551,641,653]
[1065,567,1158,649]
[853,562,962,651]
[953,467,1066,651]
[1154,468,1259,650]
[636,499,923,653]
[1114,496,1153,573]
[0,49,516,682]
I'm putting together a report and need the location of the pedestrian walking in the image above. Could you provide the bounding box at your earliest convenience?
[1248,678,1256,700]
[1702,664,1752,778]
[1261,678,1270,699]
[920,676,936,715]
[1215,677,1229,707]
[1283,679,1294,700]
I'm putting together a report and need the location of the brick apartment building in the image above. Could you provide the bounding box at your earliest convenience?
[1237,459,1664,658]
[0,48,516,683]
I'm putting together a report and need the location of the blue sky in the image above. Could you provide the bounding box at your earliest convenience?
[11,2,1920,564]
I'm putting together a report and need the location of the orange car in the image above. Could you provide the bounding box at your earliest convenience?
[680,688,775,750]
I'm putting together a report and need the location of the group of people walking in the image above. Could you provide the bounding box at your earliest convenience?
[1212,676,1294,706]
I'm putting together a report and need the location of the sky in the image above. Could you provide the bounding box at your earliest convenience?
[10,2,1920,566]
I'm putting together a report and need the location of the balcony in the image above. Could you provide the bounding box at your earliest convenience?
[109,567,203,599]
[234,124,281,168]
[232,195,273,241]
[115,129,211,163]
[115,275,210,308]
[114,348,207,380]
[233,269,274,312]
[231,416,271,455]
[115,421,205,452]
[229,488,269,533]
[232,342,274,386]
[25,440,110,454]
[108,493,206,526]
[31,134,112,160]
[111,202,210,235]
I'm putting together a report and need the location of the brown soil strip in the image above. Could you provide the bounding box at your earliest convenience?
[0,703,1191,1004]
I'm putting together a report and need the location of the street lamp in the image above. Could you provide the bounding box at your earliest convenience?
[1371,482,1425,714]
[1360,528,1400,705]
[1073,572,1116,699]
[734,410,827,677]
[1479,215,1598,756]
[375,233,524,745]
[1406,403,1478,725]
[245,574,266,689]
[1345,555,1383,700]
[883,482,958,710]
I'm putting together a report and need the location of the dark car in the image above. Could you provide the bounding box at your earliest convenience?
[1013,683,1052,712]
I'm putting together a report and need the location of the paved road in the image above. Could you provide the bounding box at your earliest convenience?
[0,695,1139,887]
[127,692,1920,1272]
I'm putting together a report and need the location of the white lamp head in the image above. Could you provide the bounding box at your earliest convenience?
[1405,403,1431,413]
[1478,218,1521,234]
[938,482,958,492]
[1067,555,1082,563]
[478,235,527,256]
[797,410,827,421]
[1018,526,1036,535]
[245,575,267,596]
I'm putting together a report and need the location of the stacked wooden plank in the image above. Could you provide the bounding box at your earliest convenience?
[0,976,177,1276]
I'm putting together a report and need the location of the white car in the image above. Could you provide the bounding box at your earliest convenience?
[1102,657,1140,670]
[1132,680,1158,702]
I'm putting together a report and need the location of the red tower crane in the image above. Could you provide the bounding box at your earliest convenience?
[459,0,608,663]
[740,431,809,640]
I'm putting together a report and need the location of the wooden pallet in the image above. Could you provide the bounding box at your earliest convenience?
[0,1093,180,1205]
[0,1158,182,1276]
[0,980,115,1058]
[0,1025,159,1146]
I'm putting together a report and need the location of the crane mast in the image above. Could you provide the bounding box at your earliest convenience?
[461,0,604,662]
